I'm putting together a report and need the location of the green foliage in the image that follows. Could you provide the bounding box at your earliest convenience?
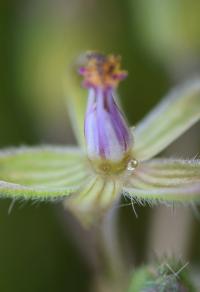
[133,80,200,161]
[64,66,87,147]
[133,0,200,64]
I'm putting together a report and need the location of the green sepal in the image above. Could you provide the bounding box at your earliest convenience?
[64,64,87,147]
[123,159,200,203]
[0,146,89,200]
[133,80,200,161]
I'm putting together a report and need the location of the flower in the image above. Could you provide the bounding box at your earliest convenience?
[80,52,134,174]
[0,52,199,225]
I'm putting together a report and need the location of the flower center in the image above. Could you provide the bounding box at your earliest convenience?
[89,151,136,175]
[79,52,127,89]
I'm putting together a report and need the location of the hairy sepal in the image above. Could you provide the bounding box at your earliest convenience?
[123,158,200,203]
[132,80,200,161]
[0,146,89,200]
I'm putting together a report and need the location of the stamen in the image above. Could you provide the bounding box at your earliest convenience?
[79,52,127,89]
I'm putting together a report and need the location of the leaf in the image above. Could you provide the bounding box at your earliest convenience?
[0,146,90,200]
[132,80,200,161]
[123,159,200,202]
[64,65,87,147]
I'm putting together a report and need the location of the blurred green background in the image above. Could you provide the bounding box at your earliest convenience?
[0,0,200,291]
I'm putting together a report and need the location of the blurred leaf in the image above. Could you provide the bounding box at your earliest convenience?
[123,159,200,203]
[133,0,200,64]
[132,80,200,161]
[0,146,90,200]
[64,65,87,147]
[0,200,91,292]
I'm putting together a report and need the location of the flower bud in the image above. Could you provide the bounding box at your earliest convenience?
[79,52,133,174]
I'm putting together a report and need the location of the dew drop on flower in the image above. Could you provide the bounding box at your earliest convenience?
[127,159,138,172]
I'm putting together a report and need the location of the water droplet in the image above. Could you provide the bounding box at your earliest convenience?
[127,159,138,172]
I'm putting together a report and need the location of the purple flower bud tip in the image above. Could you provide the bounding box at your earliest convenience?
[80,52,134,174]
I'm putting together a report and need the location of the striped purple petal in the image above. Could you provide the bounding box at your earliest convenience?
[84,88,133,163]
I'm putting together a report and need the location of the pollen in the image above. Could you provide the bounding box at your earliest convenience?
[79,52,127,89]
